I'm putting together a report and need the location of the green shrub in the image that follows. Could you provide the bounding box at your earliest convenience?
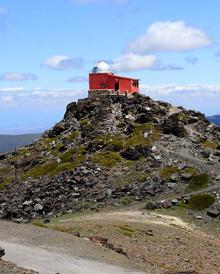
[188,194,215,210]
[92,151,122,168]
[188,173,209,191]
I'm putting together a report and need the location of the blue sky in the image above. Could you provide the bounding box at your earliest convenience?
[0,0,220,133]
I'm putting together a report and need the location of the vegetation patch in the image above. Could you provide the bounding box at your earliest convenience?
[0,167,11,176]
[203,140,218,149]
[67,131,79,142]
[120,196,133,206]
[22,162,58,179]
[0,177,13,190]
[177,112,188,123]
[125,123,160,148]
[160,166,178,180]
[187,194,215,210]
[92,151,122,168]
[94,134,124,151]
[160,165,197,180]
[117,225,134,237]
[58,146,86,166]
[187,173,209,191]
[80,118,90,126]
[49,162,76,176]
[60,148,75,162]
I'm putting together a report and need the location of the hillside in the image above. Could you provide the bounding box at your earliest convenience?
[207,115,220,125]
[0,93,219,222]
[0,134,42,153]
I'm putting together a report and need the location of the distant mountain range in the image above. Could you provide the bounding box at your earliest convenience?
[0,134,42,153]
[207,115,220,125]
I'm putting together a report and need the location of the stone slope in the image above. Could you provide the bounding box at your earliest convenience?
[0,94,219,221]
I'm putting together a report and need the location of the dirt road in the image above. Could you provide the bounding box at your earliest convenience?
[0,220,147,274]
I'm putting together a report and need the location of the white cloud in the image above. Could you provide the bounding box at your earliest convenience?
[1,95,14,104]
[1,86,25,92]
[141,84,220,96]
[140,84,220,115]
[96,53,157,72]
[42,55,84,70]
[0,73,38,81]
[95,54,183,72]
[0,87,87,106]
[127,21,212,54]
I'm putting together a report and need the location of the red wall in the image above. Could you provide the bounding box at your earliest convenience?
[89,73,139,94]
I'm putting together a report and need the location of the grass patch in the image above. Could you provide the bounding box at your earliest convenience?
[187,194,215,210]
[203,140,218,149]
[49,162,76,176]
[177,112,188,123]
[61,146,86,163]
[94,134,124,151]
[120,196,133,206]
[22,162,58,179]
[33,220,47,228]
[187,173,209,191]
[0,167,11,176]
[92,151,122,168]
[0,177,13,190]
[160,165,197,180]
[125,123,160,148]
[80,118,90,126]
[67,131,79,142]
[160,166,178,180]
[117,225,134,237]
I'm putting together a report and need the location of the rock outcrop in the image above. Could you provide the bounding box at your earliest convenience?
[0,94,219,221]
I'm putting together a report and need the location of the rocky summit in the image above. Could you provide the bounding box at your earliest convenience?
[0,93,220,222]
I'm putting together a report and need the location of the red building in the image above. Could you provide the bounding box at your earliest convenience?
[88,72,140,97]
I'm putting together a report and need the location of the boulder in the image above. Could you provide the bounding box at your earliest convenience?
[0,154,6,160]
[120,145,150,161]
[145,202,158,210]
[161,200,173,208]
[181,173,192,180]
[0,247,5,258]
[33,203,43,212]
[207,207,220,218]
[215,175,220,181]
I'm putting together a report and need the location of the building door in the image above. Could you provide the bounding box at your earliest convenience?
[115,82,119,91]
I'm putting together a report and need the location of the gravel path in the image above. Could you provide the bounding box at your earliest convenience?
[0,221,147,274]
